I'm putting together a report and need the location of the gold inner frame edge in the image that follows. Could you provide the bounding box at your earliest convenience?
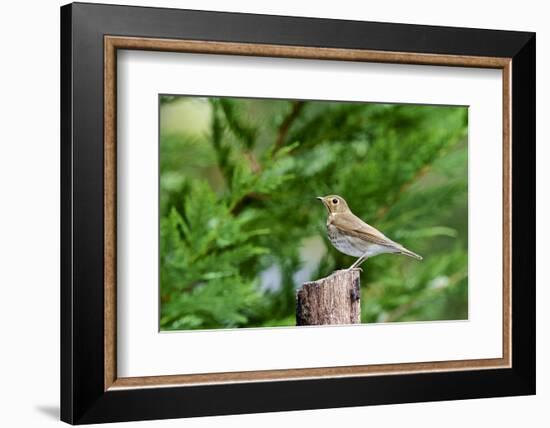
[104,36,512,391]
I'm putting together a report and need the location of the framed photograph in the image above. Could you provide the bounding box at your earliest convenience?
[60,2,535,424]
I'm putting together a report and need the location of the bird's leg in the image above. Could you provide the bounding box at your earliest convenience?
[348,253,368,270]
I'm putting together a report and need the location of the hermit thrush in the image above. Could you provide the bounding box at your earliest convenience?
[317,195,422,270]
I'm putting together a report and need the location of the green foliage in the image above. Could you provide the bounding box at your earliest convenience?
[159,95,468,331]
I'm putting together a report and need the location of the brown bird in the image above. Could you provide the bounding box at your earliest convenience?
[317,195,423,270]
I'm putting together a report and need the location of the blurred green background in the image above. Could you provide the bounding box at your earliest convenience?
[159,95,468,331]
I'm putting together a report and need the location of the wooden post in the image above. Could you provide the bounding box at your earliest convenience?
[296,270,361,326]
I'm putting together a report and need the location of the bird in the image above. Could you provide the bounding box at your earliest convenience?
[317,195,423,270]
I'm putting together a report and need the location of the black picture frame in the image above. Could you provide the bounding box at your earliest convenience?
[61,2,535,424]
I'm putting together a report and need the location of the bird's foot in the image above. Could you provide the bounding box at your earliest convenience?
[346,267,363,273]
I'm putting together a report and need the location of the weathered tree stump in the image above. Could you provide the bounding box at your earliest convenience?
[296,269,361,326]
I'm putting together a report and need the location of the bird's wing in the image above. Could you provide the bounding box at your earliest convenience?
[331,212,398,247]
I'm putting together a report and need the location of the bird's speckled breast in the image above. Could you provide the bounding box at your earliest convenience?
[327,224,366,257]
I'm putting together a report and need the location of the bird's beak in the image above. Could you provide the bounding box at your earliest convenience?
[316,196,330,212]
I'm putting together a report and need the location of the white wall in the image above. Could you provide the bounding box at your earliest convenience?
[0,1,546,427]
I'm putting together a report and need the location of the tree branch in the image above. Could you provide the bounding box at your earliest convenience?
[275,101,305,152]
[375,164,431,220]
[384,270,467,322]
[375,137,465,221]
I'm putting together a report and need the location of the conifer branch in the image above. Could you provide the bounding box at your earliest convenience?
[275,101,305,152]
[375,137,464,221]
[385,269,467,322]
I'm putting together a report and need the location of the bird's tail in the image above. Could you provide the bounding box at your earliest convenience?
[398,246,423,260]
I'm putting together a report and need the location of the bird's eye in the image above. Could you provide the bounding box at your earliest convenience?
[332,198,338,204]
